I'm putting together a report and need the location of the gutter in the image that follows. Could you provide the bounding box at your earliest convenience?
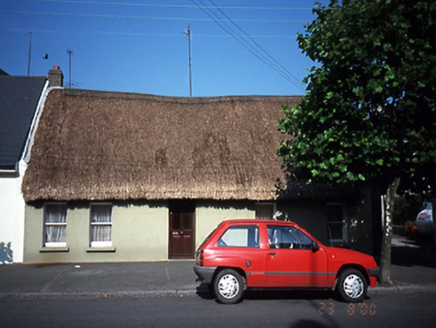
[0,162,19,175]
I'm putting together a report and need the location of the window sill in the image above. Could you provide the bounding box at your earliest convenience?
[86,247,116,253]
[40,247,70,253]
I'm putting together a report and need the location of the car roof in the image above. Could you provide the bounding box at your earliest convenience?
[221,219,297,225]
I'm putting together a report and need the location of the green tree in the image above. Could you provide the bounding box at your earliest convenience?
[278,0,436,284]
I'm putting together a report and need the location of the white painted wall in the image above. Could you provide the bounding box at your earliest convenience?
[0,81,49,264]
[0,160,27,263]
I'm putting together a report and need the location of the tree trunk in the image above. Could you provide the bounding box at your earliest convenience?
[380,177,401,285]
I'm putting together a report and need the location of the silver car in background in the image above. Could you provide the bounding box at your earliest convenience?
[416,203,433,236]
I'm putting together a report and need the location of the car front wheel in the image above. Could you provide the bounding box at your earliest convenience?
[214,269,244,304]
[336,268,367,302]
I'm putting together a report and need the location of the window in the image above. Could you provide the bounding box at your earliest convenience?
[43,203,67,247]
[90,203,112,247]
[218,225,259,248]
[255,202,276,219]
[327,203,348,243]
[267,225,313,250]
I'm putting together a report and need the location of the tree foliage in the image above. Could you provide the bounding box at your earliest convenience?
[278,0,436,195]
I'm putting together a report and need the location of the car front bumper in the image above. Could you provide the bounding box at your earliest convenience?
[193,265,217,284]
[368,268,380,287]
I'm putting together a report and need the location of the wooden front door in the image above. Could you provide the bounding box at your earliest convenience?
[169,201,195,259]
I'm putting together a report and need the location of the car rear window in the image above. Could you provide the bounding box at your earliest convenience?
[198,227,218,249]
[218,225,259,248]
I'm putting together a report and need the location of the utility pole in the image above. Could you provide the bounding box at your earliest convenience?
[67,49,73,88]
[184,24,192,97]
[27,31,32,76]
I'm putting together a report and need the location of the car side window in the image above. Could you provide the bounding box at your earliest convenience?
[267,225,313,250]
[218,225,259,248]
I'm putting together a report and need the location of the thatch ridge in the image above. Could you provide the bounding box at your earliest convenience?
[23,88,300,202]
[63,88,297,104]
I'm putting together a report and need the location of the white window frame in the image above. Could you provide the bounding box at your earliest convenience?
[43,203,67,248]
[89,203,113,248]
[326,203,348,243]
[255,202,277,220]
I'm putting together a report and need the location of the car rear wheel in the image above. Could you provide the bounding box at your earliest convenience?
[336,268,367,302]
[214,269,244,304]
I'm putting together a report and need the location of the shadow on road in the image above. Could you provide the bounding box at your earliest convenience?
[196,283,364,303]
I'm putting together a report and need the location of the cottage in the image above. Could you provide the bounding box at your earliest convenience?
[22,86,379,263]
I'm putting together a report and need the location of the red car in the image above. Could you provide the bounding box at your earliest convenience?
[194,219,379,304]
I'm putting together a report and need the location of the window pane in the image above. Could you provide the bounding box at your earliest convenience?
[45,225,66,243]
[44,204,67,245]
[268,225,313,249]
[327,204,346,241]
[327,205,343,223]
[172,213,181,230]
[92,225,112,242]
[45,204,66,223]
[296,229,313,248]
[90,204,112,246]
[328,223,343,240]
[91,205,112,223]
[218,225,259,247]
[255,203,274,219]
[183,213,192,230]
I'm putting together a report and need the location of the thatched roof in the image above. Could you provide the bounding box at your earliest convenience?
[23,88,300,202]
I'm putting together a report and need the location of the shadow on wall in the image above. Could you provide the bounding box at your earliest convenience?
[0,242,13,264]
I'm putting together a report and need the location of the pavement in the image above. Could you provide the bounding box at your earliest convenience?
[1,231,436,299]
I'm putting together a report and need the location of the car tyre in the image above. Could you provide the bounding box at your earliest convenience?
[336,268,367,303]
[214,269,244,304]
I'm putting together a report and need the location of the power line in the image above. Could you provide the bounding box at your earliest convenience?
[26,0,315,11]
[0,10,308,23]
[1,28,296,39]
[207,0,302,87]
[191,0,304,89]
[191,0,301,88]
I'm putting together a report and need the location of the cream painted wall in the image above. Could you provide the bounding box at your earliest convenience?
[24,200,255,263]
[0,161,27,264]
[195,200,255,249]
[23,197,375,263]
[112,202,168,261]
[24,202,168,263]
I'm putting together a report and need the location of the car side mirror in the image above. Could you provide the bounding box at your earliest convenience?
[312,241,319,253]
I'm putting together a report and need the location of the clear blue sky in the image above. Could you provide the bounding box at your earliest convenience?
[0,0,330,97]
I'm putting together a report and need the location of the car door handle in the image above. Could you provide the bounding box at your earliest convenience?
[268,252,276,256]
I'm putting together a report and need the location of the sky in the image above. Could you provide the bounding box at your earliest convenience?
[0,0,330,97]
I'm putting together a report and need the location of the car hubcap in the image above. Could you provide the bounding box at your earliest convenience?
[343,274,364,299]
[218,274,239,299]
